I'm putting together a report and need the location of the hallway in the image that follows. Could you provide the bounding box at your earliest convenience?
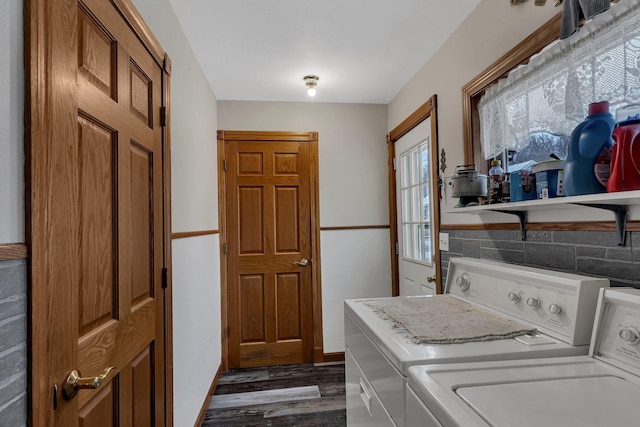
[202,362,346,426]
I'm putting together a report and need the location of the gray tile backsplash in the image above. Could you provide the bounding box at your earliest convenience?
[0,260,27,427]
[442,229,639,288]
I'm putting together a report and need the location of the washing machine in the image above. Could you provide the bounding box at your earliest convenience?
[345,257,610,426]
[406,288,640,427]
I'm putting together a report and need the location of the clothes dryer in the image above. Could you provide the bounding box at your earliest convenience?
[406,288,640,427]
[345,257,610,426]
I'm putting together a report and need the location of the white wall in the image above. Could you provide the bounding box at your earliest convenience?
[0,0,23,244]
[219,101,389,227]
[321,229,391,352]
[171,235,220,424]
[218,101,392,351]
[131,1,221,426]
[388,1,563,224]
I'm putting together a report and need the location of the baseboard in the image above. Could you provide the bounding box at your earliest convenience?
[322,352,345,363]
[193,363,223,427]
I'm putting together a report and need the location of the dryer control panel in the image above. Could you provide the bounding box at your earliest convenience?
[591,288,640,375]
[445,257,610,346]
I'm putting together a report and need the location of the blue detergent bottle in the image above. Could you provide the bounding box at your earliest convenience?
[563,101,616,196]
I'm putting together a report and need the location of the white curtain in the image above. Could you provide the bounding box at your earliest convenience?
[479,0,640,160]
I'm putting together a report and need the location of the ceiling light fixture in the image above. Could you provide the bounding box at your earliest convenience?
[303,75,319,97]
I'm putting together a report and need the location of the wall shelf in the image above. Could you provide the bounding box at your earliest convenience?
[447,190,640,246]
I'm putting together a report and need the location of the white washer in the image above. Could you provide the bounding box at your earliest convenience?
[345,257,610,427]
[406,288,640,427]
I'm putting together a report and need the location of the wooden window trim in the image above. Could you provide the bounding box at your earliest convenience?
[462,13,562,165]
[457,12,635,235]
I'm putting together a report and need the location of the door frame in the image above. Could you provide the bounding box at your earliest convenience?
[217,131,323,370]
[24,0,174,424]
[387,95,442,295]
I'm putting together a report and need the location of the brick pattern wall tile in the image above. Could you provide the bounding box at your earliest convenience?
[480,247,526,264]
[525,243,576,270]
[0,394,27,427]
[552,230,621,247]
[0,260,27,427]
[440,229,639,289]
[576,247,606,258]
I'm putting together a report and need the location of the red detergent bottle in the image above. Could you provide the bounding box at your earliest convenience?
[608,104,640,192]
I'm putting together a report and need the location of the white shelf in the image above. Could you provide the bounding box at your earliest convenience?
[448,190,640,245]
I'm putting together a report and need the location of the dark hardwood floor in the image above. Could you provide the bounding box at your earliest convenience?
[202,362,346,426]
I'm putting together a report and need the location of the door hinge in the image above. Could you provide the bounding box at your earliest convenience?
[161,267,168,288]
[395,242,399,255]
[224,242,228,254]
[223,159,227,171]
[160,107,167,127]
[393,158,397,171]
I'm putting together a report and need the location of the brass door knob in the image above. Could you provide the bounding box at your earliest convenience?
[427,276,436,283]
[62,366,116,400]
[293,258,309,266]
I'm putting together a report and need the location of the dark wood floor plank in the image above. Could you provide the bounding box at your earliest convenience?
[266,409,347,426]
[202,362,346,427]
[263,394,346,418]
[214,371,345,395]
[210,386,321,410]
[217,368,270,385]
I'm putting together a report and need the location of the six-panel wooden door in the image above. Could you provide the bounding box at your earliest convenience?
[27,0,168,424]
[225,135,314,368]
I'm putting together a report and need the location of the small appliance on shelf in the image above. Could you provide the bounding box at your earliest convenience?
[448,164,487,207]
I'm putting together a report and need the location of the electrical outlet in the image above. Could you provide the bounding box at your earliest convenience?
[439,233,449,252]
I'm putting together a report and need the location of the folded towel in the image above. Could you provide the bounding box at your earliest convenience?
[561,0,611,39]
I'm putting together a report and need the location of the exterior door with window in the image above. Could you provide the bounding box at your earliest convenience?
[395,119,438,296]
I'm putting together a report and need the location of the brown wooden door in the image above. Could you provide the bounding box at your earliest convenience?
[225,134,314,368]
[27,0,169,425]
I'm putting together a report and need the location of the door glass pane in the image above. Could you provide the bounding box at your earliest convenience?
[402,154,410,187]
[402,188,411,222]
[411,149,420,186]
[411,186,420,222]
[421,143,430,182]
[398,138,433,265]
[422,184,430,222]
[423,224,431,262]
[414,224,422,260]
[404,224,413,258]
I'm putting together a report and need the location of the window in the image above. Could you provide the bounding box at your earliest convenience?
[400,140,432,264]
[478,1,640,164]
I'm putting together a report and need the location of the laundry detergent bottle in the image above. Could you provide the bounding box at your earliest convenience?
[563,101,615,196]
[607,104,640,192]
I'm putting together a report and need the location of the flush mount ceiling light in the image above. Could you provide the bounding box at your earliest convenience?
[303,75,319,97]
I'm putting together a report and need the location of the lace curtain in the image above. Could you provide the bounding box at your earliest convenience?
[479,0,640,160]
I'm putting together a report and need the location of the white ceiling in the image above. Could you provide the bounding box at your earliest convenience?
[168,0,481,104]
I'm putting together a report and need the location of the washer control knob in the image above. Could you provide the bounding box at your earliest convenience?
[548,304,562,315]
[619,328,640,345]
[508,292,521,303]
[456,274,470,292]
[526,297,541,309]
